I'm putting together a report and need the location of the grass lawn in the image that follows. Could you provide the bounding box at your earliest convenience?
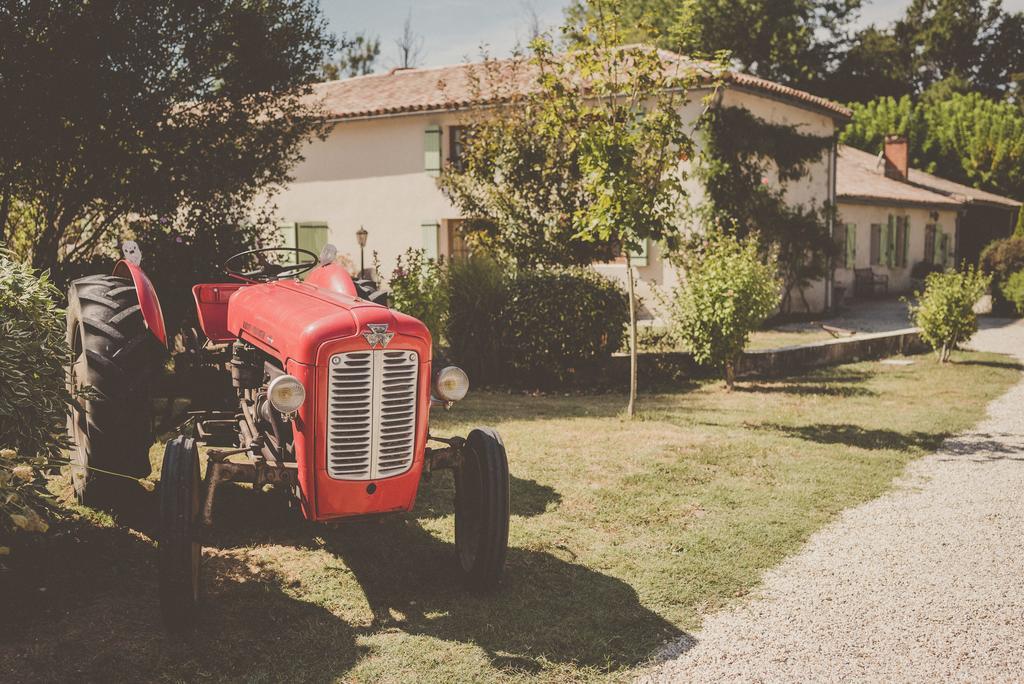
[1,351,1019,683]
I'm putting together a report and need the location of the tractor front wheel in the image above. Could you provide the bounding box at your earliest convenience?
[158,435,202,632]
[454,427,510,591]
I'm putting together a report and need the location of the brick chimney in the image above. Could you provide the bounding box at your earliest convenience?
[883,135,909,180]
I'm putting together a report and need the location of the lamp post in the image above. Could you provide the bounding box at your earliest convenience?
[356,226,368,279]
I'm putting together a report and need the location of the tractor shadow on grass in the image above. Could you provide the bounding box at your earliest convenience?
[193,473,679,678]
[0,517,366,684]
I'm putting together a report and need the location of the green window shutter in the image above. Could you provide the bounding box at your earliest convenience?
[628,239,649,267]
[421,222,439,260]
[870,224,882,265]
[939,231,950,267]
[424,125,442,176]
[885,215,895,267]
[901,217,910,267]
[846,223,857,268]
[933,226,944,265]
[296,222,329,262]
[279,223,298,265]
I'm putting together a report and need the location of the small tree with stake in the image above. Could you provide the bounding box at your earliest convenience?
[568,6,702,417]
[442,2,707,416]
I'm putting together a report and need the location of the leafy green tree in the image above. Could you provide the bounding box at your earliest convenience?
[910,265,990,362]
[567,0,861,91]
[323,32,381,79]
[833,0,1024,103]
[442,2,703,416]
[0,0,334,282]
[670,234,781,389]
[692,106,835,313]
[841,93,1024,201]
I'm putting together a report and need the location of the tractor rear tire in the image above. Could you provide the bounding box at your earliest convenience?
[66,274,159,507]
[158,435,202,633]
[454,427,510,591]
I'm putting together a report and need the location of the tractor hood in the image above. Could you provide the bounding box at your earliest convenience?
[226,280,430,366]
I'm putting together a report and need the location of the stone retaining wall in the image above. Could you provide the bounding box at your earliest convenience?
[613,328,928,383]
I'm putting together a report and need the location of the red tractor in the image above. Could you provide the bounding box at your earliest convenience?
[66,243,510,631]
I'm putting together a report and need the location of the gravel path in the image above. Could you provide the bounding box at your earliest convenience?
[639,318,1024,683]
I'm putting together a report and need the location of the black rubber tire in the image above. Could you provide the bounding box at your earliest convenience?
[66,274,159,507]
[454,427,510,591]
[158,435,202,632]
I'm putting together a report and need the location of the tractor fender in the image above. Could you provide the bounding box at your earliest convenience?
[305,261,357,297]
[112,259,168,347]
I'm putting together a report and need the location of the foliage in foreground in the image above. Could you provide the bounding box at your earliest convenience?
[0,0,334,282]
[910,265,991,363]
[0,252,69,539]
[670,234,781,388]
[1001,270,1024,316]
[384,248,450,344]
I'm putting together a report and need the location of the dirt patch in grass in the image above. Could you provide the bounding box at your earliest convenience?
[0,352,1018,683]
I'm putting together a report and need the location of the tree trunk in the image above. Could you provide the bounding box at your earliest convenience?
[626,252,638,418]
[724,358,736,391]
[0,191,10,245]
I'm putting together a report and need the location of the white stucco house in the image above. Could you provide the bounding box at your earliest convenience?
[274,51,852,314]
[835,137,1021,300]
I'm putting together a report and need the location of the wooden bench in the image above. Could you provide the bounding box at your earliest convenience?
[854,268,888,297]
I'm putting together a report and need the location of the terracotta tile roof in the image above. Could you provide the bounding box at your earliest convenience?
[906,167,1021,208]
[309,49,852,121]
[838,146,1021,209]
[838,146,966,208]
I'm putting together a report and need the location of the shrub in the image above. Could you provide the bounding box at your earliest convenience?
[0,251,70,539]
[502,267,628,385]
[385,249,449,344]
[446,252,509,385]
[980,236,1024,311]
[1001,270,1024,316]
[910,266,990,362]
[669,234,781,389]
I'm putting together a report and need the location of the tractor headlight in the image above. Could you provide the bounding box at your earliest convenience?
[267,374,306,415]
[433,365,469,402]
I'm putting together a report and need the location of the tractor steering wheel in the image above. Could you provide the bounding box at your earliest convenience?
[223,247,319,283]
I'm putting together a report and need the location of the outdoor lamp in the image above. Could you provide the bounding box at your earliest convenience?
[356,226,368,277]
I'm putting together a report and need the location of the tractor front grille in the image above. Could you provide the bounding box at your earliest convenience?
[326,349,418,480]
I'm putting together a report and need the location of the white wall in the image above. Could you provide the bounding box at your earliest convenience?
[835,202,959,295]
[275,85,838,314]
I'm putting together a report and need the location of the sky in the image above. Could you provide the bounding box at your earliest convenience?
[321,1,1024,71]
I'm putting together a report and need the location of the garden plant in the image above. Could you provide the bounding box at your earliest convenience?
[910,265,991,362]
[670,233,782,389]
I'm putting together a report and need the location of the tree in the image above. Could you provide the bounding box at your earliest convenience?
[324,32,381,80]
[441,2,703,416]
[841,93,1024,201]
[670,234,781,389]
[567,0,862,91]
[394,10,424,69]
[833,0,1024,103]
[692,106,835,313]
[0,0,334,282]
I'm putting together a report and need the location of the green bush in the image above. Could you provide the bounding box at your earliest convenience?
[0,251,70,538]
[385,249,450,344]
[669,234,781,388]
[446,252,509,385]
[1001,270,1024,316]
[910,266,990,362]
[502,267,628,385]
[980,236,1024,311]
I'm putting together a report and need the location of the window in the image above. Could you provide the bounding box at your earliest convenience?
[894,216,908,267]
[870,224,883,265]
[835,223,856,269]
[421,222,440,260]
[924,224,937,265]
[279,222,328,272]
[424,125,442,176]
[445,219,470,260]
[449,126,468,171]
